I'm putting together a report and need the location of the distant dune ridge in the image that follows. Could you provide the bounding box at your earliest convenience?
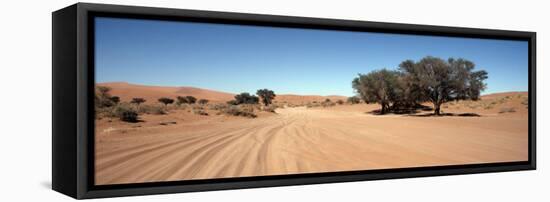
[97,82,347,104]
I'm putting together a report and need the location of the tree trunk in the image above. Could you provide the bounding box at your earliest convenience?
[381,103,387,114]
[434,103,441,116]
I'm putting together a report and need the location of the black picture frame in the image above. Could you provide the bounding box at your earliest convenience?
[52,3,536,199]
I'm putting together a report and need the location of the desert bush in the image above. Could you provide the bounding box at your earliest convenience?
[193,108,209,116]
[321,100,336,107]
[177,96,197,104]
[95,86,116,108]
[171,103,189,110]
[95,106,117,119]
[306,102,321,108]
[336,100,344,105]
[198,99,209,105]
[185,96,197,104]
[109,96,120,104]
[233,93,259,105]
[130,98,146,105]
[176,96,187,105]
[158,97,174,106]
[223,105,257,118]
[499,107,516,113]
[208,103,229,111]
[138,104,167,115]
[347,96,361,104]
[112,104,139,122]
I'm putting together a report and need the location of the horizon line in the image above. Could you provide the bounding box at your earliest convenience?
[96,81,528,97]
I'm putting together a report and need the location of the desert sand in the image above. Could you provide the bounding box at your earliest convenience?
[95,90,528,185]
[98,82,347,104]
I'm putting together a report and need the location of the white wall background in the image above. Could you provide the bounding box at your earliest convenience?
[0,0,547,201]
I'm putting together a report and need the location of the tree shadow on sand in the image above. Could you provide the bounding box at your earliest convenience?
[365,104,481,117]
[366,104,433,115]
[407,112,481,117]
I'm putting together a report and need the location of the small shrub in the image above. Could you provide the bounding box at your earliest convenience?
[113,104,139,122]
[138,104,167,115]
[130,98,146,105]
[306,102,321,108]
[158,97,174,106]
[176,96,188,105]
[223,105,257,118]
[109,96,120,104]
[321,100,335,107]
[234,93,259,105]
[185,96,197,104]
[193,108,209,116]
[198,99,209,105]
[209,103,229,111]
[347,96,361,104]
[499,107,516,113]
[336,100,344,105]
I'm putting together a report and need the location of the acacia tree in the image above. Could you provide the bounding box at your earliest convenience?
[185,96,197,104]
[130,98,146,106]
[256,89,276,106]
[158,97,174,106]
[352,69,401,114]
[234,93,259,105]
[95,86,115,108]
[398,56,488,115]
[176,96,188,105]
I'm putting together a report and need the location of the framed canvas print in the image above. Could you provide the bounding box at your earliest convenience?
[52,3,536,199]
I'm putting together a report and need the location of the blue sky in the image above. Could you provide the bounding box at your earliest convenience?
[95,17,528,96]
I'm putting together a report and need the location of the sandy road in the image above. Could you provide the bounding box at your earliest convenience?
[95,107,528,185]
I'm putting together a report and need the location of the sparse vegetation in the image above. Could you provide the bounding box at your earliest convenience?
[158,97,174,106]
[347,96,361,104]
[222,105,257,118]
[176,96,197,105]
[109,96,120,104]
[138,104,167,115]
[256,89,276,106]
[336,100,344,105]
[95,86,116,108]
[198,99,209,105]
[233,93,259,105]
[352,69,401,114]
[130,98,146,105]
[499,107,516,113]
[113,104,139,122]
[322,100,336,107]
[353,56,488,115]
[192,105,209,116]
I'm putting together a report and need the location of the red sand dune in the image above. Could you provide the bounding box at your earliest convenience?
[97,82,347,104]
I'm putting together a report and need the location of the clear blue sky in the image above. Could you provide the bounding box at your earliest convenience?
[95,17,528,96]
